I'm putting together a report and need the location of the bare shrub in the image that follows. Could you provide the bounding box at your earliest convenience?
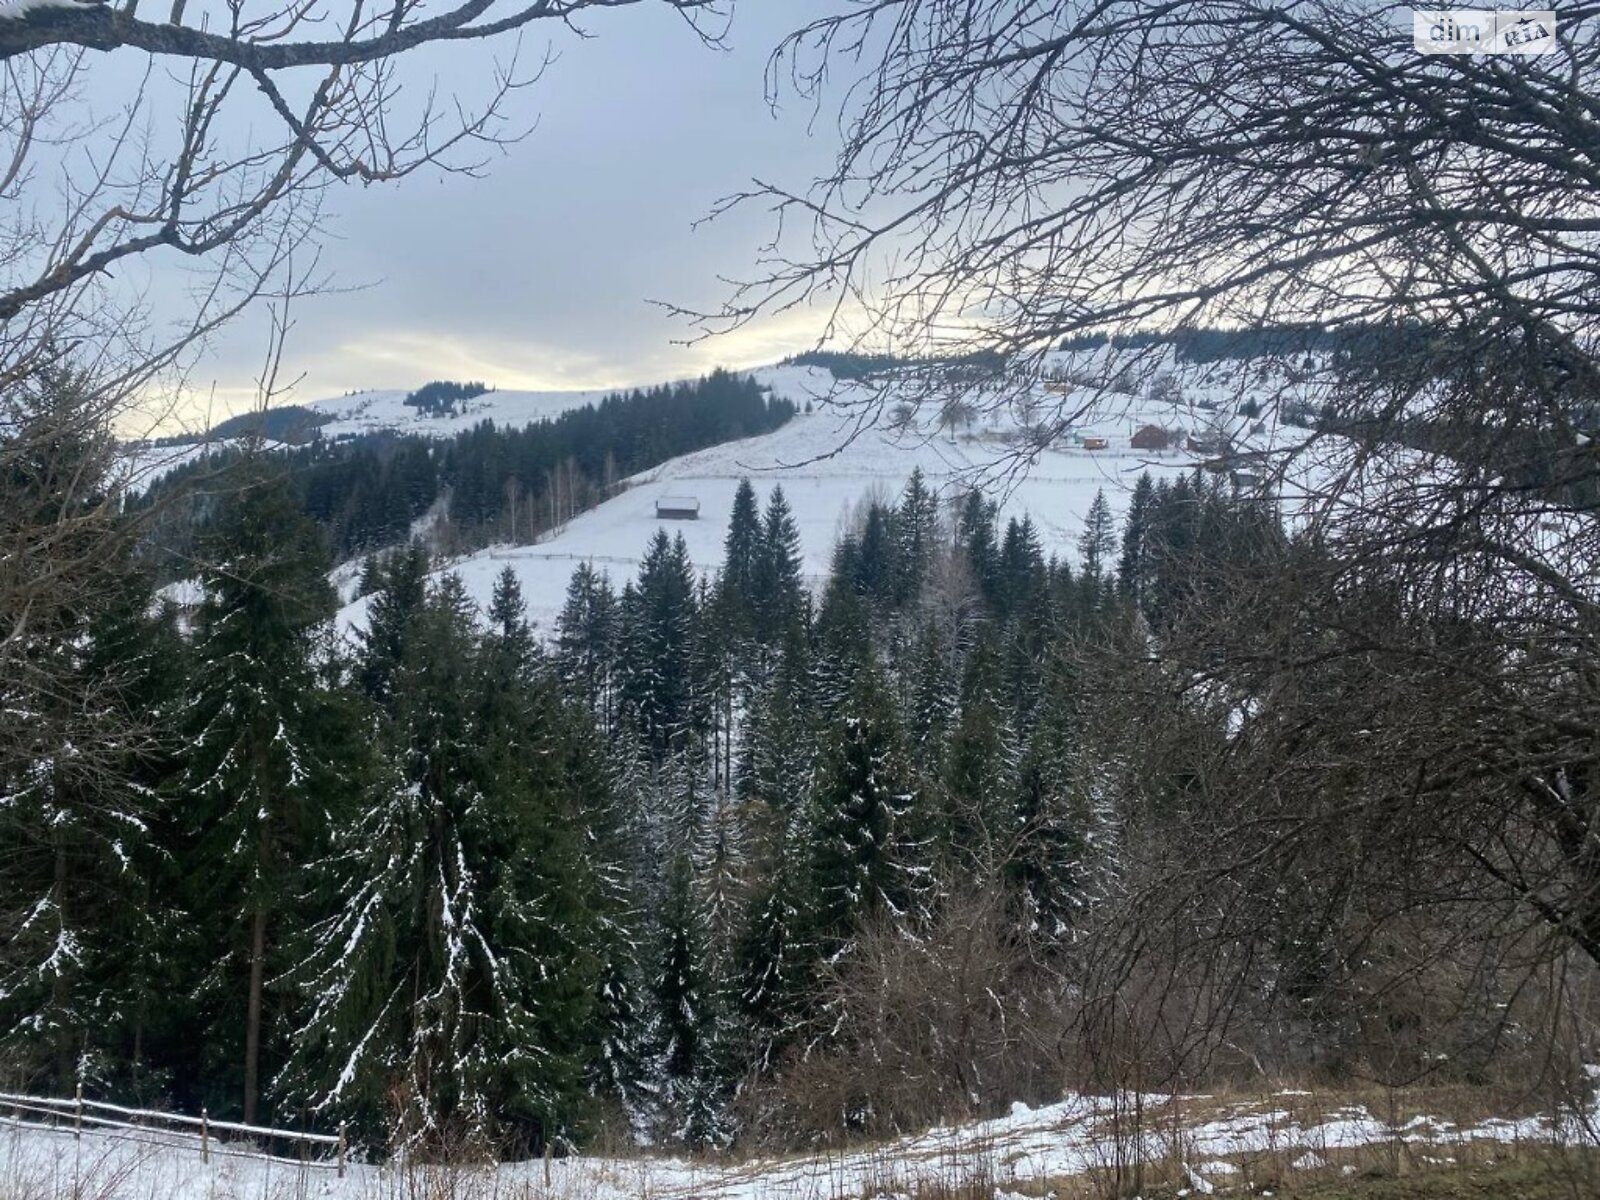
[740,881,1070,1145]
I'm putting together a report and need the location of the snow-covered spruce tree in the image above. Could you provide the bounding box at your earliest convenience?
[358,541,430,708]
[617,531,699,759]
[555,561,619,734]
[690,574,736,795]
[540,636,651,1132]
[646,851,733,1147]
[738,784,817,1067]
[849,502,899,608]
[282,573,604,1154]
[894,469,940,606]
[998,516,1049,623]
[177,469,340,1124]
[0,564,186,1092]
[955,490,1002,611]
[941,627,1019,874]
[1078,489,1116,582]
[906,619,955,776]
[751,486,803,645]
[1007,654,1090,937]
[1001,554,1057,734]
[697,789,746,966]
[741,625,814,813]
[66,581,192,1093]
[0,371,137,1087]
[809,659,931,955]
[719,478,762,641]
[811,575,874,718]
[474,570,604,1145]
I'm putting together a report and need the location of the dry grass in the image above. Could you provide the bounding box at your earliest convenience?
[893,1145,1600,1200]
[843,1082,1599,1200]
[2,1082,1596,1200]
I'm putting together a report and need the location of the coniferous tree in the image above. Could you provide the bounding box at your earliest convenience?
[1008,657,1086,935]
[809,661,929,953]
[1078,488,1116,579]
[720,478,763,638]
[812,576,873,714]
[895,468,939,605]
[360,541,430,706]
[284,575,602,1152]
[738,791,815,1064]
[84,582,192,1096]
[0,567,183,1093]
[956,490,1001,609]
[855,502,899,605]
[556,562,618,731]
[178,470,339,1123]
[742,625,814,810]
[998,516,1048,621]
[943,629,1016,870]
[487,566,535,657]
[648,852,731,1146]
[1117,472,1158,605]
[907,619,955,767]
[752,486,803,643]
[618,532,699,757]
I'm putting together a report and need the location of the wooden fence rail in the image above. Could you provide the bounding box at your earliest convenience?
[0,1088,347,1176]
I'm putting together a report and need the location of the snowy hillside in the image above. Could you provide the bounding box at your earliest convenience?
[305,384,626,440]
[119,436,286,495]
[336,357,1347,637]
[121,382,665,493]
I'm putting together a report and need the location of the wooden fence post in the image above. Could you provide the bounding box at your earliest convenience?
[200,1108,210,1164]
[73,1082,82,1140]
[337,1121,347,1178]
[543,1142,551,1188]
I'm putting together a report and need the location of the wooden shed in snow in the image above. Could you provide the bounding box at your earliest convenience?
[655,496,701,520]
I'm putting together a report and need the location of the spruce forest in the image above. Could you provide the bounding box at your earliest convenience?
[4,0,1600,1193]
[3,374,1294,1154]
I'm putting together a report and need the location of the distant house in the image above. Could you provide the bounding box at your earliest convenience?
[1130,424,1176,452]
[655,496,701,520]
[1081,435,1110,451]
[1187,433,1224,456]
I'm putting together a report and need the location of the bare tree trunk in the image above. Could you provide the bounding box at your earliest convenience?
[244,906,266,1124]
[52,841,72,1085]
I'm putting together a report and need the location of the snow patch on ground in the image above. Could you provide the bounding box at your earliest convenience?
[3,1089,1592,1200]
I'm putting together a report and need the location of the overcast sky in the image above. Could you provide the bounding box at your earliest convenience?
[176,2,848,423]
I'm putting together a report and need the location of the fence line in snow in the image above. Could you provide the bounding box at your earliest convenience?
[0,1086,346,1175]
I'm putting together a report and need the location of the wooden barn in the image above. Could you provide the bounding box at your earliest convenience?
[1130,424,1176,451]
[655,496,701,520]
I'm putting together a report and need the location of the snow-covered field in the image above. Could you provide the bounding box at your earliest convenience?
[336,359,1329,638]
[1,1090,1590,1200]
[120,384,641,494]
[129,350,1431,638]
[306,385,627,441]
